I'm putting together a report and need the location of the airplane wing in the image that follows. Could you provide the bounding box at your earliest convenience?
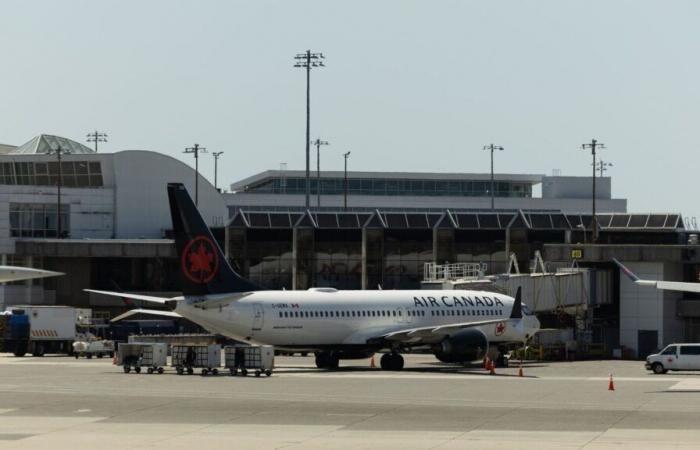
[382,318,513,343]
[376,287,523,344]
[613,259,700,293]
[84,289,178,304]
[110,308,182,322]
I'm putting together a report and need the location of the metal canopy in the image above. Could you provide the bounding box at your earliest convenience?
[227,209,685,232]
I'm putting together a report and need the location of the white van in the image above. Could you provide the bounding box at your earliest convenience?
[646,343,700,374]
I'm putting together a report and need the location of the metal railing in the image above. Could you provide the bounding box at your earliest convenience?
[423,262,487,282]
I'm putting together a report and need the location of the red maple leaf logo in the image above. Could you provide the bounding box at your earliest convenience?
[188,244,214,279]
[181,236,219,284]
[495,322,506,336]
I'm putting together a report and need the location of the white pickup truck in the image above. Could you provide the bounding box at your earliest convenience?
[646,343,700,374]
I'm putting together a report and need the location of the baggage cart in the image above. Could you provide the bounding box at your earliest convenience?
[117,343,167,374]
[172,344,221,376]
[224,345,274,377]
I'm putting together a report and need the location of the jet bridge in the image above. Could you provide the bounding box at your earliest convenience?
[421,259,612,313]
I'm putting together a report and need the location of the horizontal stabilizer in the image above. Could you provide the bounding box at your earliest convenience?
[0,266,64,283]
[111,308,182,322]
[84,289,177,304]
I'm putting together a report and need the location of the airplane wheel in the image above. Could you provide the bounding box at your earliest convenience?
[176,367,184,375]
[380,353,404,371]
[315,352,339,369]
[147,368,154,374]
[158,367,164,374]
[187,367,194,375]
[241,369,248,376]
[123,366,131,374]
[212,369,218,375]
[265,370,272,377]
[135,367,141,374]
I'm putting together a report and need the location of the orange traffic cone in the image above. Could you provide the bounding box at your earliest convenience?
[608,373,615,391]
[518,365,524,377]
[489,360,496,375]
[112,354,117,365]
[484,356,490,370]
[370,355,376,368]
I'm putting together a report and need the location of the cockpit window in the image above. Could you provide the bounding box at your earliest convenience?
[522,305,533,316]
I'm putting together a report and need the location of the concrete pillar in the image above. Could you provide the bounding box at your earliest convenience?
[362,228,383,290]
[433,228,455,264]
[294,227,315,290]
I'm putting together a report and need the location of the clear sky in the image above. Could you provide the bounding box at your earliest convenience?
[1,1,699,223]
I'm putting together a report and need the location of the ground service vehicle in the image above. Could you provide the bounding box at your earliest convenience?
[1,306,76,356]
[646,343,700,374]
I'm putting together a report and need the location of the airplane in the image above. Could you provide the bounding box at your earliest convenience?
[0,266,63,283]
[86,183,540,370]
[614,258,700,293]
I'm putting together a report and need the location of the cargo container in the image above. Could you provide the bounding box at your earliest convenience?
[117,343,168,374]
[225,345,274,377]
[172,344,220,375]
[1,306,76,356]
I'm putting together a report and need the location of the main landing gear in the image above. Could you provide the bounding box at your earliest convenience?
[315,352,340,369]
[380,352,404,371]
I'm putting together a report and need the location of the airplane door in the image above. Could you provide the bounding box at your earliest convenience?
[401,306,413,324]
[252,303,264,332]
[396,307,411,324]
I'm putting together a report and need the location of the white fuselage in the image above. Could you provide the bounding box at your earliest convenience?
[173,288,540,350]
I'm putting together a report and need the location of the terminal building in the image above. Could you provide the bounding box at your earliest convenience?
[0,133,698,357]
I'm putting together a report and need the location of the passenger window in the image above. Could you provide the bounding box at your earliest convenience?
[680,346,700,355]
[398,311,402,316]
[279,312,282,318]
[392,311,396,317]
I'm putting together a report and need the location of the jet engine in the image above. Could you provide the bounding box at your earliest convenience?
[432,329,488,363]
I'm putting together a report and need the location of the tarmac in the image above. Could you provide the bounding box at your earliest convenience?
[1,354,700,449]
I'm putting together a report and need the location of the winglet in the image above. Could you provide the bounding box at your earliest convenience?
[613,258,639,282]
[509,287,522,319]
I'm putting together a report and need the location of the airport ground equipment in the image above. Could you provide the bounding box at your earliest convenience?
[0,306,76,356]
[73,339,115,359]
[225,345,274,377]
[117,343,167,374]
[127,333,217,347]
[172,344,221,376]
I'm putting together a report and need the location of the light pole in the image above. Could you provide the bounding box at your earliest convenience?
[483,144,504,210]
[582,139,605,243]
[312,138,329,209]
[86,131,107,152]
[343,151,351,211]
[47,145,71,238]
[184,143,207,206]
[294,50,325,210]
[593,160,613,178]
[212,151,223,192]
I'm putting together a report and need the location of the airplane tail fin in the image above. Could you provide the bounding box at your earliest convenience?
[167,183,261,296]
